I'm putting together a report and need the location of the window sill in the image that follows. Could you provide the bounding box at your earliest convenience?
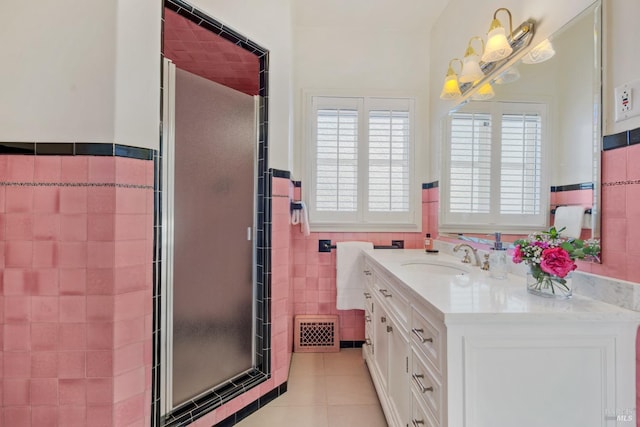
[309,222,421,233]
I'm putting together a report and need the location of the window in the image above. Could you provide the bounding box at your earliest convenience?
[441,102,548,233]
[306,96,418,231]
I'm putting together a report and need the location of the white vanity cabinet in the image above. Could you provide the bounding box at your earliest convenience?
[363,259,412,427]
[362,250,639,427]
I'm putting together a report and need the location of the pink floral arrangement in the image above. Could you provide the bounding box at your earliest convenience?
[512,226,600,296]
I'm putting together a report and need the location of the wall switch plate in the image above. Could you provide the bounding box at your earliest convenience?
[615,79,640,122]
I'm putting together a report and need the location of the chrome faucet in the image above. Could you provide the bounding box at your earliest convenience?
[453,243,481,266]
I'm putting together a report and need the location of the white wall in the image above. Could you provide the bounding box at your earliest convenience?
[604,0,640,135]
[0,0,161,149]
[0,1,117,142]
[114,0,162,149]
[291,0,448,181]
[188,0,294,171]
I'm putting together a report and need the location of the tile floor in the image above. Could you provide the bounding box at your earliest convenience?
[237,348,388,427]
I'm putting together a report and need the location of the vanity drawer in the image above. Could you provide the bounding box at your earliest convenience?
[373,272,409,326]
[411,306,444,374]
[411,350,443,424]
[412,389,439,427]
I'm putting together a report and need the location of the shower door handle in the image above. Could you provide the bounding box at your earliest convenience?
[247,227,252,241]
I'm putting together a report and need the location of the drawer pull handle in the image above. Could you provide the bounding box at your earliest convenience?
[412,328,433,343]
[379,289,392,298]
[386,325,393,333]
[365,315,371,322]
[365,338,372,346]
[412,373,434,394]
[363,270,372,276]
[412,420,425,427]
[380,316,386,323]
[364,292,371,299]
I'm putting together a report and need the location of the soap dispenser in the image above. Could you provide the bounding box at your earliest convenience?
[489,232,508,279]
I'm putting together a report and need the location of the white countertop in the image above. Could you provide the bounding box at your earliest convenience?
[364,249,640,324]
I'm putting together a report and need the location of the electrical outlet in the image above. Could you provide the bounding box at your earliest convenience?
[615,80,640,122]
[621,88,631,112]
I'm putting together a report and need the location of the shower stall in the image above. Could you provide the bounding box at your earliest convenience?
[155,7,271,422]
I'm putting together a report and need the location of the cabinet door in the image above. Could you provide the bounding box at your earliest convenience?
[388,319,411,427]
[374,300,389,390]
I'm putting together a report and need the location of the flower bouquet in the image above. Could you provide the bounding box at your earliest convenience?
[512,226,600,298]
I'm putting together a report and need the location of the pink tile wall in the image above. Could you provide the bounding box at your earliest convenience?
[583,145,640,282]
[591,144,640,426]
[0,155,154,427]
[287,186,438,341]
[185,176,293,426]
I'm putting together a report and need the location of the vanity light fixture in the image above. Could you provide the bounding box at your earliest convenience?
[481,8,514,63]
[521,39,556,64]
[471,82,495,100]
[439,58,464,100]
[460,37,486,83]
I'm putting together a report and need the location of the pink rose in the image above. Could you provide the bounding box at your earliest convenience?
[512,245,523,264]
[540,247,577,278]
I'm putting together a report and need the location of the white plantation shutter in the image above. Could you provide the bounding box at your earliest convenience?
[442,102,548,232]
[500,113,542,214]
[368,110,410,212]
[449,113,492,213]
[307,96,416,230]
[316,108,358,212]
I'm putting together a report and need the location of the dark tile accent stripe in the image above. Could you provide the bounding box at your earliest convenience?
[115,144,154,160]
[0,142,35,154]
[34,143,74,155]
[630,127,640,145]
[75,143,114,156]
[271,169,291,179]
[292,180,302,188]
[340,340,365,349]
[603,131,628,150]
[551,182,594,192]
[602,125,640,149]
[0,141,154,159]
[422,181,439,189]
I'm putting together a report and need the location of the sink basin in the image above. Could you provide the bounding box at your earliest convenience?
[400,261,470,275]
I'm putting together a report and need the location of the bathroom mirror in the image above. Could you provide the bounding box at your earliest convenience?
[439,1,601,249]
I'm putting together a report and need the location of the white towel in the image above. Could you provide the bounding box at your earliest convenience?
[299,201,310,236]
[554,206,585,239]
[290,202,311,236]
[336,241,374,310]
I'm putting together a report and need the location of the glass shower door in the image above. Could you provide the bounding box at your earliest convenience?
[169,67,256,407]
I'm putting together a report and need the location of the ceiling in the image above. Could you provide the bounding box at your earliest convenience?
[163,9,259,96]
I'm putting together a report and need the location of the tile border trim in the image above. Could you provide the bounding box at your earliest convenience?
[0,181,153,190]
[551,182,594,192]
[602,125,640,151]
[422,181,439,189]
[602,179,640,187]
[0,142,154,160]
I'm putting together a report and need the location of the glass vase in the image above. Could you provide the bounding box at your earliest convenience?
[526,267,572,299]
